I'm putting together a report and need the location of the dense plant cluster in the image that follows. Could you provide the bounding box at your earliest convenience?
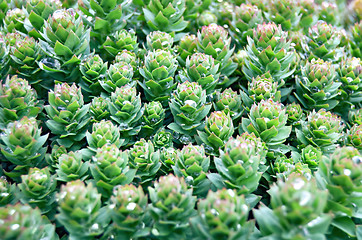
[0,0,362,239]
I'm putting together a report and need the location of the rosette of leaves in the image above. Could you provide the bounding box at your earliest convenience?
[336,57,362,112]
[230,3,263,49]
[102,29,138,59]
[139,49,178,103]
[179,52,220,94]
[213,1,233,27]
[78,0,132,49]
[177,34,197,67]
[128,139,161,185]
[18,167,57,216]
[351,20,362,58]
[214,134,264,195]
[315,147,362,239]
[213,88,243,122]
[55,151,89,182]
[318,2,339,26]
[108,85,143,146]
[142,0,188,33]
[24,0,62,39]
[301,21,343,62]
[241,73,282,110]
[79,53,107,98]
[90,96,110,122]
[152,127,173,149]
[347,124,362,151]
[114,50,138,71]
[349,108,362,126]
[168,81,212,141]
[0,0,10,28]
[107,184,148,239]
[0,177,17,206]
[90,144,136,198]
[0,75,42,128]
[148,174,196,239]
[264,0,301,31]
[146,31,174,51]
[295,58,341,111]
[45,83,90,150]
[296,109,344,154]
[140,101,165,138]
[301,145,323,171]
[191,189,255,240]
[4,8,27,33]
[45,144,67,172]
[299,0,319,31]
[197,23,237,78]
[286,102,303,125]
[8,35,44,86]
[172,144,211,197]
[85,120,122,157]
[254,173,331,239]
[100,61,134,94]
[56,180,109,239]
[243,22,297,92]
[39,9,90,82]
[159,147,177,175]
[197,111,234,155]
[271,154,312,180]
[0,204,58,240]
[0,117,48,180]
[239,99,291,151]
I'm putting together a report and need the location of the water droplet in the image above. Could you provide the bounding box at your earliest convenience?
[210,208,219,216]
[126,202,137,211]
[11,224,19,230]
[299,191,311,206]
[344,169,351,176]
[291,178,305,190]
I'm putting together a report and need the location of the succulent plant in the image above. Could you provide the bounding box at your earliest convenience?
[108,85,143,146]
[45,144,67,172]
[90,96,110,122]
[191,188,255,240]
[18,167,57,215]
[143,0,188,33]
[45,83,90,150]
[79,53,107,98]
[57,180,109,239]
[0,117,48,180]
[318,1,339,26]
[139,49,178,103]
[349,108,362,125]
[179,52,220,94]
[347,124,362,151]
[243,22,297,91]
[159,146,177,175]
[85,120,123,155]
[55,151,89,182]
[169,81,211,141]
[296,109,344,154]
[213,88,243,122]
[114,50,138,70]
[198,111,234,156]
[299,0,319,31]
[90,144,136,198]
[102,29,138,58]
[315,147,362,238]
[254,173,331,239]
[240,99,291,151]
[265,0,301,31]
[295,58,341,111]
[78,0,132,49]
[197,11,217,27]
[146,31,174,51]
[0,177,17,206]
[148,174,196,239]
[230,3,263,48]
[301,145,323,171]
[286,102,303,125]
[301,21,344,62]
[0,204,58,239]
[0,75,42,128]
[128,139,161,185]
[197,24,237,78]
[39,8,90,82]
[173,144,211,197]
[351,20,362,58]
[100,62,134,93]
[215,133,265,195]
[107,184,148,239]
[177,34,197,67]
[140,101,165,138]
[152,127,173,149]
[4,8,27,33]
